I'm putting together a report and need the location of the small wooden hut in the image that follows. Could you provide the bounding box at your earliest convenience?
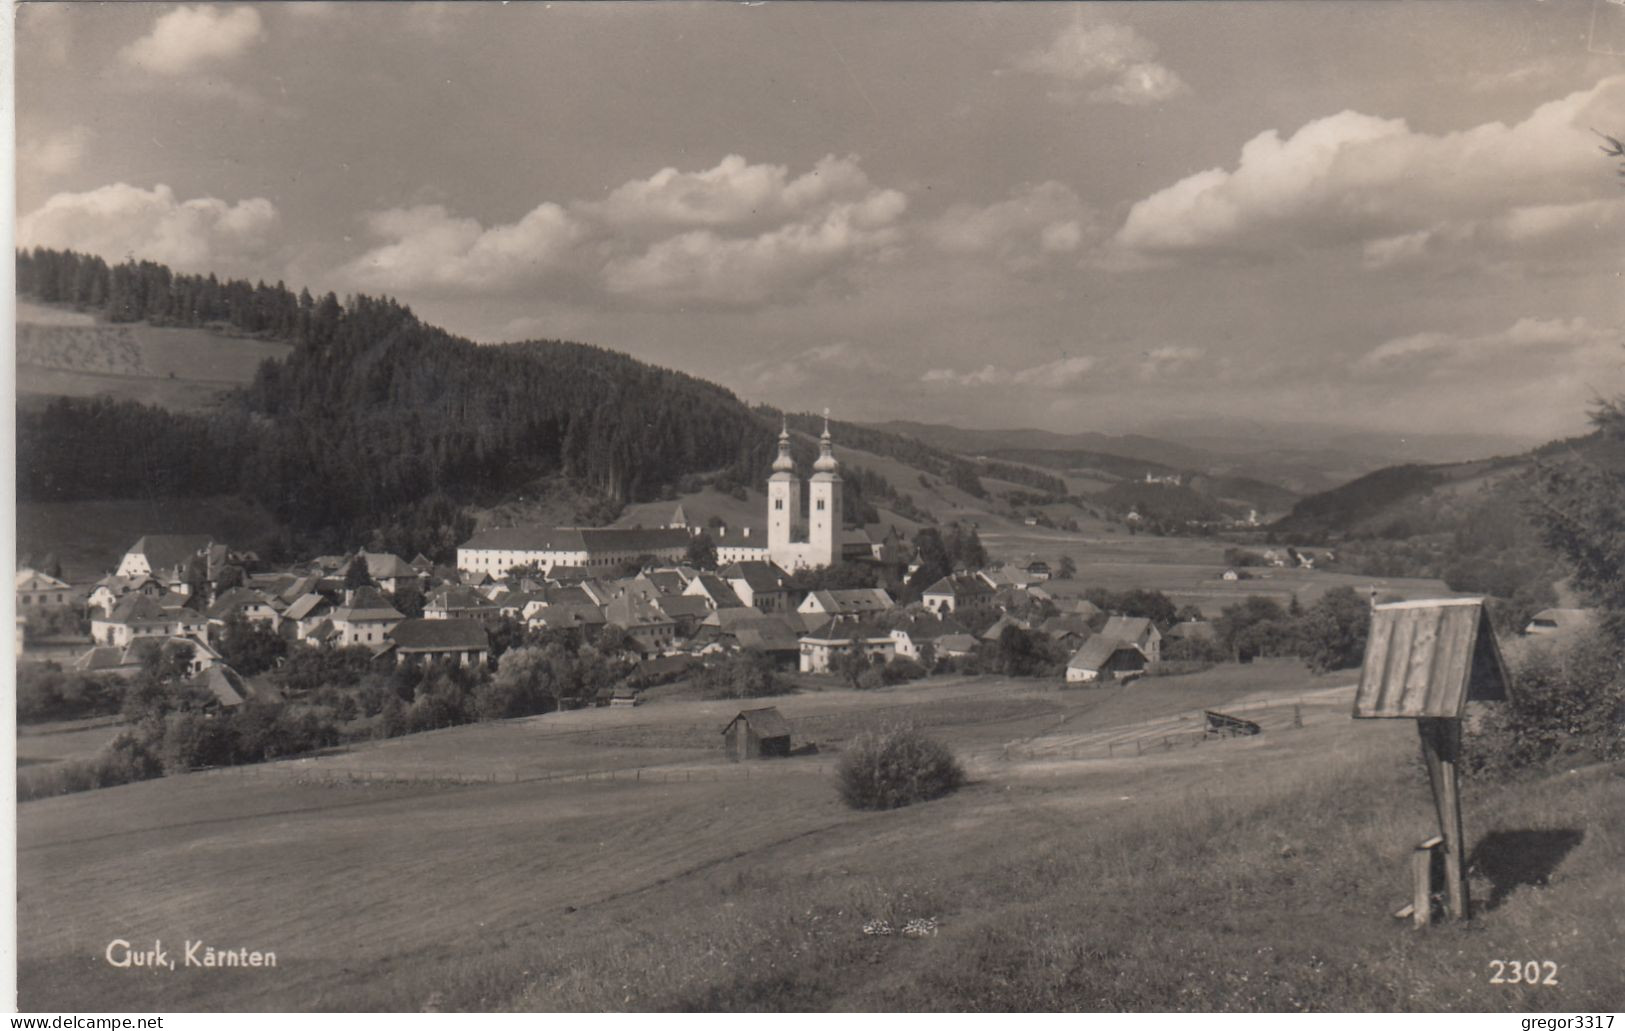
[721,706,792,761]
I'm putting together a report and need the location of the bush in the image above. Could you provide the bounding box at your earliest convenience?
[881,657,928,685]
[836,725,966,810]
[1463,629,1625,780]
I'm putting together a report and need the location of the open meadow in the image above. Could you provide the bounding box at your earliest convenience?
[981,527,1457,611]
[17,664,1622,1012]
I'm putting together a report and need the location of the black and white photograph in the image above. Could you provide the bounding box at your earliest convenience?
[9,0,1625,1015]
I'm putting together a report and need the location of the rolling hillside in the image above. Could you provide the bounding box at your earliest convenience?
[16,300,291,412]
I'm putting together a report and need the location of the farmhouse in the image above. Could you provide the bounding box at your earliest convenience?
[887,613,969,661]
[721,706,792,761]
[457,525,691,578]
[1100,615,1162,664]
[1066,636,1149,683]
[720,561,794,612]
[798,618,898,673]
[329,587,404,647]
[797,588,893,619]
[207,587,282,630]
[603,593,677,652]
[87,574,161,616]
[356,551,420,593]
[921,573,993,614]
[115,534,215,580]
[16,568,75,610]
[684,574,744,610]
[424,585,503,623]
[91,594,207,648]
[380,618,490,668]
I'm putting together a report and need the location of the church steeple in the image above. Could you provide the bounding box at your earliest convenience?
[813,408,838,475]
[771,416,794,474]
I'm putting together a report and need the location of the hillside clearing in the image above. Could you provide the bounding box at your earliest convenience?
[17,666,1620,1011]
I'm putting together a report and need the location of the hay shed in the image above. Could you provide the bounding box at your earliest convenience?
[721,706,791,761]
[1354,598,1511,719]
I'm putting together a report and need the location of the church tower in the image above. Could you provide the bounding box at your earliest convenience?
[807,414,843,568]
[766,418,798,557]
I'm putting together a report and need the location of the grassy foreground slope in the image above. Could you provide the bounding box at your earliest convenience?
[17,669,1622,1012]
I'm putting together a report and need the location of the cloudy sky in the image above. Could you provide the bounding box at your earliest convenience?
[15,1,1625,445]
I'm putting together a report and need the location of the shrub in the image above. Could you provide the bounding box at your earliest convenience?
[836,725,966,810]
[1463,628,1625,780]
[881,657,927,685]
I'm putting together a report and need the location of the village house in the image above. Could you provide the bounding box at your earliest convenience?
[797,588,894,619]
[720,561,794,612]
[603,592,677,653]
[921,573,994,614]
[1100,615,1163,664]
[282,593,336,641]
[207,587,283,632]
[329,587,404,647]
[684,574,744,611]
[73,635,222,679]
[90,593,208,648]
[424,585,503,624]
[934,633,979,658]
[378,618,490,668]
[87,574,162,616]
[457,525,691,579]
[525,602,608,637]
[1066,636,1150,684]
[16,568,76,611]
[356,551,421,593]
[798,618,898,673]
[115,534,214,581]
[887,612,969,662]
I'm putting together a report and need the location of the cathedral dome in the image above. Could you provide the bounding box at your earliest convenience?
[771,420,795,473]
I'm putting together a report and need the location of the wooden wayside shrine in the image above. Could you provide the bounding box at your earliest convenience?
[1352,598,1512,926]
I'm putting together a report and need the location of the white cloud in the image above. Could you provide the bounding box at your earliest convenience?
[586,153,875,232]
[17,182,280,275]
[1137,345,1204,378]
[1016,20,1187,106]
[1354,317,1620,376]
[19,126,90,178]
[344,153,907,307]
[928,182,1095,271]
[121,5,265,77]
[741,341,884,392]
[1117,76,1625,260]
[603,191,907,307]
[343,202,585,294]
[922,355,1096,389]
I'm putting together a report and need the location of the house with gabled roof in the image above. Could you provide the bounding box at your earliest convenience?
[721,560,794,613]
[330,587,403,648]
[1066,636,1149,684]
[684,573,744,611]
[424,585,503,624]
[207,587,282,631]
[922,573,994,614]
[91,593,207,648]
[887,612,969,661]
[116,535,214,580]
[603,592,677,653]
[798,617,898,673]
[378,618,490,668]
[16,568,76,611]
[1100,616,1162,664]
[797,588,893,619]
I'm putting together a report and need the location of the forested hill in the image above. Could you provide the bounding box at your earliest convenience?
[16,248,777,559]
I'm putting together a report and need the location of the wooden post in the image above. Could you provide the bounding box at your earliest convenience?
[1417,718,1470,920]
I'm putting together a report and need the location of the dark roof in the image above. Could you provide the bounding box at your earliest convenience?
[935,633,979,653]
[658,595,713,620]
[333,587,404,623]
[690,574,743,608]
[427,585,500,611]
[528,602,607,627]
[734,626,801,652]
[721,561,790,593]
[722,706,790,738]
[1041,614,1094,638]
[103,594,172,624]
[1069,636,1144,670]
[803,588,893,614]
[128,534,214,572]
[207,586,275,620]
[389,618,490,651]
[461,525,690,554]
[923,574,993,599]
[803,617,896,642]
[1101,616,1157,642]
[362,551,417,580]
[890,613,969,640]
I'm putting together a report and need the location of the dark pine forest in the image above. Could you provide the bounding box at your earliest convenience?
[16,248,781,560]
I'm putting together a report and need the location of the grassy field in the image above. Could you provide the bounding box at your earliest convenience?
[981,527,1456,612]
[17,664,1622,1011]
[16,300,291,412]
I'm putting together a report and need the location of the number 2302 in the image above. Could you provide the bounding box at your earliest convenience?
[1489,960,1558,985]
